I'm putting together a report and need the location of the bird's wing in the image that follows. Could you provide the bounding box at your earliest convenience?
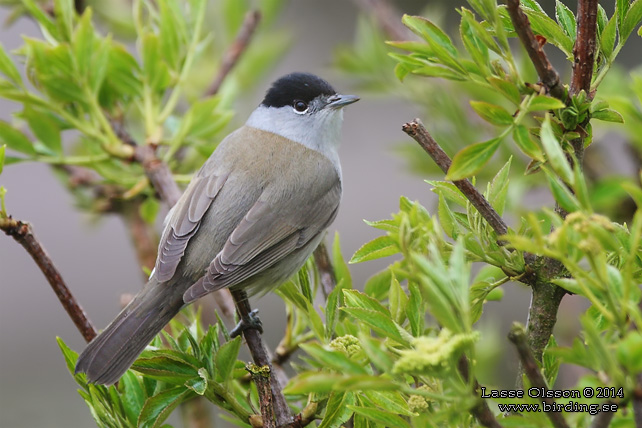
[183,168,341,303]
[154,172,229,282]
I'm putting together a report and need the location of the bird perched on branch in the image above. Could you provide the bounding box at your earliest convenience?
[75,72,359,385]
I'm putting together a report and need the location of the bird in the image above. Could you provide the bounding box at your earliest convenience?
[75,72,359,385]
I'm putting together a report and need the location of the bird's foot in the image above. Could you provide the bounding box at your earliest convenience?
[230,308,263,337]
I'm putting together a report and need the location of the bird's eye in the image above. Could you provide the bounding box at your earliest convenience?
[293,100,308,113]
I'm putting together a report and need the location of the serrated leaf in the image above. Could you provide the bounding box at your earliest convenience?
[470,101,514,126]
[522,8,574,56]
[0,121,35,156]
[364,390,416,417]
[528,95,566,112]
[343,289,390,316]
[131,353,199,383]
[350,236,398,263]
[402,15,458,56]
[326,277,346,340]
[438,192,457,239]
[300,343,369,375]
[389,275,408,325]
[359,334,394,372]
[488,157,511,216]
[333,232,352,290]
[73,9,94,79]
[487,77,521,105]
[555,0,576,39]
[591,108,624,123]
[600,15,617,59]
[544,168,581,213]
[460,17,489,74]
[341,307,409,345]
[0,43,22,86]
[22,108,62,154]
[407,283,423,336]
[540,115,574,185]
[185,368,208,395]
[446,137,501,180]
[513,125,544,161]
[318,392,355,428]
[410,64,466,81]
[347,405,412,428]
[542,335,560,387]
[119,371,146,426]
[363,268,392,300]
[622,0,642,41]
[138,387,193,428]
[215,336,241,383]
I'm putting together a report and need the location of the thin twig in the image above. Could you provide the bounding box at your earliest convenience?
[0,217,97,343]
[457,356,503,428]
[124,203,159,278]
[506,0,565,100]
[402,118,508,237]
[589,403,616,428]
[313,241,336,298]
[132,144,182,207]
[508,323,570,428]
[283,401,318,428]
[634,374,642,428]
[351,0,412,41]
[232,289,293,427]
[205,10,262,97]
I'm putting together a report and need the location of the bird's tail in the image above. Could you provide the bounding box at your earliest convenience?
[75,278,184,385]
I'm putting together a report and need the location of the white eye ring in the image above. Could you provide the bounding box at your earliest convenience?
[293,100,309,114]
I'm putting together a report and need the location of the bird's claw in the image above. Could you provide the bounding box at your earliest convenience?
[230,308,263,337]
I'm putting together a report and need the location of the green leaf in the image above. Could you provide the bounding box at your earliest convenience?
[215,336,241,383]
[350,236,398,263]
[54,0,74,42]
[617,332,642,373]
[446,137,501,180]
[343,289,390,316]
[120,371,146,426]
[159,0,186,71]
[528,95,566,112]
[460,17,489,74]
[407,283,423,337]
[488,157,511,216]
[0,43,22,86]
[0,121,35,156]
[487,77,521,105]
[333,232,352,290]
[540,114,574,185]
[600,15,617,59]
[543,168,581,213]
[402,15,458,57]
[131,353,199,383]
[621,0,642,41]
[184,368,208,395]
[326,278,347,340]
[56,336,79,375]
[470,101,514,126]
[522,8,574,56]
[513,125,544,161]
[319,392,355,428]
[285,372,347,394]
[139,197,160,224]
[359,334,393,372]
[364,390,417,417]
[591,108,624,123]
[555,0,576,39]
[347,405,412,428]
[460,9,502,56]
[138,387,193,428]
[410,64,466,81]
[0,145,5,175]
[22,108,62,154]
[389,275,408,325]
[73,9,94,80]
[438,192,457,239]
[300,343,369,375]
[341,307,409,345]
[543,334,560,387]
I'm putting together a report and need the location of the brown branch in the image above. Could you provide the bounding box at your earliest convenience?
[351,0,412,41]
[205,10,262,97]
[589,403,616,428]
[634,374,642,428]
[569,0,598,99]
[232,289,292,427]
[132,144,182,207]
[402,118,508,237]
[313,241,336,297]
[457,356,503,428]
[506,0,565,100]
[0,217,97,343]
[508,323,570,428]
[283,401,318,428]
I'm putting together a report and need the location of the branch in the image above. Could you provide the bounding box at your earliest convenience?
[508,323,570,428]
[0,216,97,343]
[313,241,336,297]
[132,144,182,207]
[634,374,642,428]
[402,118,508,237]
[506,0,565,100]
[589,403,616,428]
[232,290,293,427]
[457,356,503,428]
[351,0,412,41]
[205,10,262,97]
[569,0,598,99]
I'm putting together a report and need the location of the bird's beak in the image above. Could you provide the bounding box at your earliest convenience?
[327,94,360,110]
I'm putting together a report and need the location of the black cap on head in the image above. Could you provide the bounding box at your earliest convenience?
[261,72,336,108]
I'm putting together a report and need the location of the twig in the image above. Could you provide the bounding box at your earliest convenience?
[232,289,293,427]
[457,356,503,428]
[351,0,412,41]
[205,10,262,97]
[402,118,508,237]
[132,144,182,207]
[283,401,318,428]
[313,241,336,297]
[634,374,642,428]
[0,217,97,343]
[248,363,276,428]
[569,0,598,99]
[508,323,570,428]
[506,0,565,100]
[589,403,616,428]
[124,203,159,277]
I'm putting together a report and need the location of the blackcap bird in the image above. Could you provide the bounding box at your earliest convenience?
[75,72,359,385]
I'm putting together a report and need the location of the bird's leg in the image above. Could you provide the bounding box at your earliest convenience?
[230,290,263,337]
